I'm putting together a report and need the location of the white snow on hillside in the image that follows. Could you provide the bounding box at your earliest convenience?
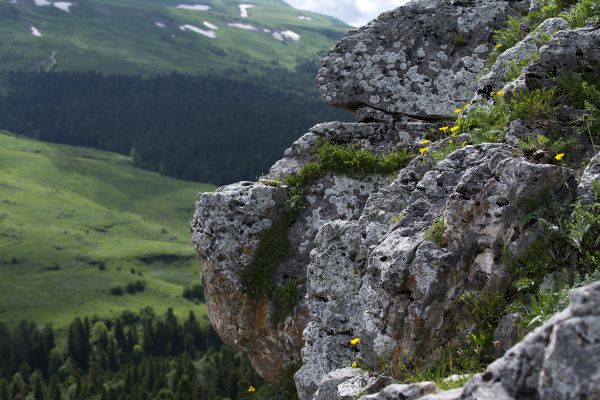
[176,4,210,11]
[179,24,216,38]
[31,27,42,37]
[53,2,73,12]
[203,21,218,30]
[281,30,300,41]
[272,30,301,41]
[298,16,312,21]
[155,22,166,28]
[239,4,254,18]
[228,22,257,31]
[34,0,51,6]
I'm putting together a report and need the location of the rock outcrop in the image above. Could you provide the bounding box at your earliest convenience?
[191,0,600,399]
[359,281,600,400]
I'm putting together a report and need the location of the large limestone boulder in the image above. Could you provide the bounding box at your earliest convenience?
[317,0,529,118]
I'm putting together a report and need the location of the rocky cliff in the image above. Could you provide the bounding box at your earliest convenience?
[192,0,600,399]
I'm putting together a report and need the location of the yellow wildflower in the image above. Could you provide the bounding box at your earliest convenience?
[439,126,450,133]
[496,90,505,97]
[555,153,565,161]
[451,133,457,137]
[454,108,462,114]
[420,139,431,145]
[248,386,256,393]
[352,362,358,367]
[350,337,360,346]
[449,140,453,144]
[450,126,460,133]
[495,43,503,49]
[420,147,430,155]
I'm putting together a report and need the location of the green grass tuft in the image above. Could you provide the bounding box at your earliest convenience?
[512,88,557,120]
[424,217,447,247]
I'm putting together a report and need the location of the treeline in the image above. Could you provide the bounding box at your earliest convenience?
[0,308,264,399]
[0,69,349,185]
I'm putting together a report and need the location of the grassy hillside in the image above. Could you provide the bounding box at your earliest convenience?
[0,131,214,331]
[0,0,348,75]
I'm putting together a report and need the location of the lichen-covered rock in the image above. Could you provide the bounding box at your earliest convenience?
[317,0,529,118]
[359,382,439,400]
[296,144,577,399]
[356,282,600,400]
[578,151,600,205]
[311,368,391,400]
[192,139,395,381]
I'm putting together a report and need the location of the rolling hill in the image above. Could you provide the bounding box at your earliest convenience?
[0,0,349,74]
[0,130,214,331]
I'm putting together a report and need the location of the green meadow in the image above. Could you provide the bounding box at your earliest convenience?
[0,131,214,333]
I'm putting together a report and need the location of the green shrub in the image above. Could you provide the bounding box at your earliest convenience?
[457,98,511,144]
[239,213,295,300]
[565,0,600,27]
[505,53,541,81]
[271,280,301,326]
[424,217,447,247]
[512,88,557,120]
[517,134,574,160]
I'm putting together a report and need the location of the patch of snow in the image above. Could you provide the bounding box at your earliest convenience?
[298,16,312,21]
[228,22,257,31]
[239,4,253,18]
[34,0,51,6]
[179,24,216,38]
[272,30,301,42]
[31,26,42,37]
[155,22,166,28]
[203,21,218,30]
[281,30,300,41]
[263,28,270,33]
[53,2,73,13]
[176,4,210,11]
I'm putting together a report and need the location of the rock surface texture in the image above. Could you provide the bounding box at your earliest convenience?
[360,282,600,400]
[191,0,600,399]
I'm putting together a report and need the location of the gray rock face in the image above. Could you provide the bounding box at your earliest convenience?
[578,151,600,205]
[476,17,568,95]
[191,0,600,398]
[505,27,600,94]
[317,0,529,118]
[358,282,600,400]
[297,144,577,399]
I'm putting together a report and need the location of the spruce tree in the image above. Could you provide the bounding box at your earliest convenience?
[0,378,9,400]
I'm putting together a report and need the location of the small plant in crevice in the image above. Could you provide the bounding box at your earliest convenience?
[512,87,557,121]
[517,134,575,163]
[505,52,541,82]
[271,279,302,326]
[432,139,468,161]
[424,217,447,247]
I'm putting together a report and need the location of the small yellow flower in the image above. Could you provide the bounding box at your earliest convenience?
[555,153,565,161]
[496,90,505,97]
[248,386,256,393]
[495,43,503,49]
[420,139,431,145]
[454,108,462,114]
[352,362,358,367]
[419,147,430,155]
[350,337,360,346]
[451,133,457,137]
[450,126,460,133]
[439,126,450,133]
[449,140,453,144]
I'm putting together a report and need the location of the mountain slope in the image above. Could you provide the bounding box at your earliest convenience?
[0,0,348,74]
[0,131,214,330]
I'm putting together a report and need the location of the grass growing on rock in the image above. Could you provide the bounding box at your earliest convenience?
[424,217,447,247]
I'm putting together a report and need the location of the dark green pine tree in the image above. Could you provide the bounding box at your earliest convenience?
[175,376,193,400]
[10,373,24,400]
[68,318,91,370]
[30,370,46,400]
[0,378,9,400]
[47,376,61,400]
[113,319,126,348]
